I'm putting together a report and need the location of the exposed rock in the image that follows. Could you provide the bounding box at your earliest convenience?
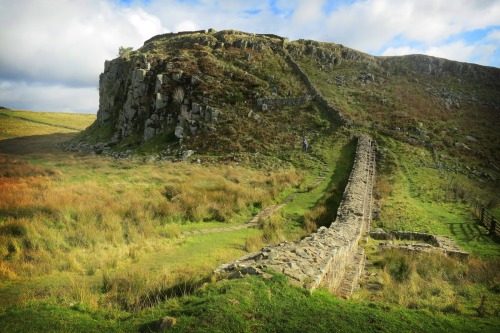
[181,150,194,160]
[465,135,479,143]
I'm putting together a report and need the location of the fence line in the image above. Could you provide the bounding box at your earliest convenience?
[451,184,499,236]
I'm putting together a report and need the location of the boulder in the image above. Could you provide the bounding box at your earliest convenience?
[181,150,194,160]
[174,125,184,138]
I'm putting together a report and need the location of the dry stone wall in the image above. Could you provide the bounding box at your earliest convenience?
[370,230,469,259]
[214,134,375,297]
[283,52,348,126]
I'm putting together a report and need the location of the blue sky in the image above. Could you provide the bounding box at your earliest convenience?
[0,0,499,113]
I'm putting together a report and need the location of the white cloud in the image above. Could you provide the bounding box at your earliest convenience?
[486,29,500,41]
[175,20,200,32]
[292,0,325,24]
[0,80,97,113]
[382,40,499,68]
[382,41,475,62]
[323,0,500,52]
[0,0,166,112]
[0,0,166,86]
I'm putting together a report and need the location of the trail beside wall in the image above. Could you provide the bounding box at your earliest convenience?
[214,134,375,297]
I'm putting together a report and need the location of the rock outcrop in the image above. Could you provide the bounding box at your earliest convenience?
[97,50,223,143]
[82,29,499,160]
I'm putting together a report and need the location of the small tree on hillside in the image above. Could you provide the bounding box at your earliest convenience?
[118,46,133,59]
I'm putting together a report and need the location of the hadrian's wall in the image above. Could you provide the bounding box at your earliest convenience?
[214,134,375,297]
[283,52,349,126]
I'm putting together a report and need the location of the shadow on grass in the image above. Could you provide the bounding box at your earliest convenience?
[313,138,357,228]
[447,221,500,243]
[0,133,76,155]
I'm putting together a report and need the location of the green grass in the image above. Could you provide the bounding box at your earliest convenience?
[1,33,500,332]
[373,135,499,258]
[0,113,78,139]
[1,273,498,333]
[282,132,357,233]
[0,109,95,133]
[0,110,313,315]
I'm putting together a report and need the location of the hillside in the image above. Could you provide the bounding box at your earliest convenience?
[69,29,499,182]
[1,29,499,332]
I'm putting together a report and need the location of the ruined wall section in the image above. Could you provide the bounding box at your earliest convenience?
[214,134,375,296]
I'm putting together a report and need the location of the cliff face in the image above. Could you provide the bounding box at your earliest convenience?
[94,29,292,146]
[97,49,221,143]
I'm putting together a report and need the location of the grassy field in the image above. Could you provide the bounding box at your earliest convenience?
[291,49,500,325]
[0,109,94,140]
[0,110,350,319]
[1,109,499,332]
[1,273,498,333]
[357,134,500,316]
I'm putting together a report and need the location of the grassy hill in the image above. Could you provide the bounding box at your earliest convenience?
[0,109,94,140]
[0,29,499,332]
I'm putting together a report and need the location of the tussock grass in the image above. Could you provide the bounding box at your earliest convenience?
[0,129,303,312]
[361,247,500,317]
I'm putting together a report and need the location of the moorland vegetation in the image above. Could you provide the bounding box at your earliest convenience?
[0,29,499,332]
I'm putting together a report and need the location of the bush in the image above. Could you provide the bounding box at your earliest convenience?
[118,46,133,59]
[259,214,285,243]
[0,221,28,237]
[244,233,264,252]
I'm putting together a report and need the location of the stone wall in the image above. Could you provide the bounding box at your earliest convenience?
[214,134,375,297]
[370,230,469,259]
[283,53,348,126]
[256,97,307,109]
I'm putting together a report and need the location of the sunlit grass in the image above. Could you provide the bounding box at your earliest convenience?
[0,109,95,132]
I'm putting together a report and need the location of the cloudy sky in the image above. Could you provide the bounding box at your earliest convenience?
[1,0,499,113]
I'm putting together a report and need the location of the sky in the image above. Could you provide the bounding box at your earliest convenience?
[0,0,499,114]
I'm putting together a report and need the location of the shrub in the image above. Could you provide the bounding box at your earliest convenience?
[0,221,28,237]
[158,224,180,239]
[375,179,393,199]
[173,87,185,105]
[382,250,413,283]
[260,214,285,243]
[118,46,133,59]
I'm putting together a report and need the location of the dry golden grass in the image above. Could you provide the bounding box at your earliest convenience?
[0,150,302,283]
[359,248,500,316]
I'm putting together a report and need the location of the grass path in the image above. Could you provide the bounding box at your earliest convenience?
[181,174,327,236]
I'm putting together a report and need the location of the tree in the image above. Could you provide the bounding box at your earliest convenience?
[118,46,133,59]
